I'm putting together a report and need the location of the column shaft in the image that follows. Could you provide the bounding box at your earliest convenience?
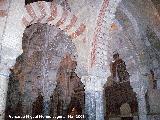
[85,91,96,120]
[82,76,106,120]
[95,91,104,120]
[137,94,147,120]
[0,75,9,120]
[43,100,50,119]
[85,90,104,120]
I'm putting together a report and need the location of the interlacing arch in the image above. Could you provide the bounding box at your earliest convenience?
[22,1,86,40]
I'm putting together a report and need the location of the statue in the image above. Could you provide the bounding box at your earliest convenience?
[111,53,129,82]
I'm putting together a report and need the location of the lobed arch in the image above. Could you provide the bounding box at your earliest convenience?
[1,0,88,78]
[106,1,150,89]
[111,0,152,67]
[118,1,159,76]
[22,1,88,76]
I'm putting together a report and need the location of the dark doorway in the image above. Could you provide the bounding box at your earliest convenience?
[105,81,138,119]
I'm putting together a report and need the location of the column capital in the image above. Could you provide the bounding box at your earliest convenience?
[0,58,17,78]
[81,75,107,92]
[0,64,11,78]
[130,71,148,96]
[131,80,147,96]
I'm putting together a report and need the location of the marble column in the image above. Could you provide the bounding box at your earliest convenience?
[0,64,12,119]
[136,83,148,120]
[43,99,50,119]
[131,72,148,120]
[81,76,106,120]
[137,92,148,120]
